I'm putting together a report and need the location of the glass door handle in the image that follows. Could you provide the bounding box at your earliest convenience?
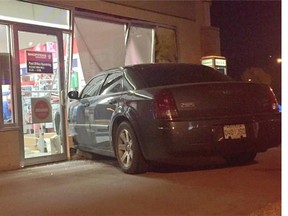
[60,90,66,107]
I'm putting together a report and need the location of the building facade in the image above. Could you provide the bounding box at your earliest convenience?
[0,0,220,171]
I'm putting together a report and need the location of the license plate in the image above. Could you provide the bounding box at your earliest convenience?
[223,124,247,139]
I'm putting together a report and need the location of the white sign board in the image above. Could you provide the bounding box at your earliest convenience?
[201,59,213,67]
[215,58,227,66]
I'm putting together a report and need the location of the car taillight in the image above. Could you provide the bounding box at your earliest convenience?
[263,88,279,111]
[154,90,179,120]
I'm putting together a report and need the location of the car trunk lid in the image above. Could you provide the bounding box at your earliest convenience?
[154,82,279,120]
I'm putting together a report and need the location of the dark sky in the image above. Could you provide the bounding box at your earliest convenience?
[210,0,281,79]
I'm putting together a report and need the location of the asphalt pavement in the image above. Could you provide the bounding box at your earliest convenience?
[0,147,281,216]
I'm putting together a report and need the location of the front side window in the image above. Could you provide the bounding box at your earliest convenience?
[80,75,105,98]
[0,24,14,126]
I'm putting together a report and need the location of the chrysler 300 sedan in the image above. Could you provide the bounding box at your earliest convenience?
[67,63,281,174]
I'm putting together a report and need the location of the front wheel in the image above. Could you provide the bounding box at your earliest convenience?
[115,122,148,174]
[224,152,257,166]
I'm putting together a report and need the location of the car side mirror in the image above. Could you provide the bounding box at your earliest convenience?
[68,91,79,99]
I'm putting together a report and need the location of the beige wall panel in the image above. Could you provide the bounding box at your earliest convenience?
[201,26,221,56]
[39,0,204,63]
[105,1,196,21]
[0,130,21,171]
[176,20,202,64]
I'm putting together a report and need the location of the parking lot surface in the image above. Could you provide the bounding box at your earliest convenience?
[0,147,281,216]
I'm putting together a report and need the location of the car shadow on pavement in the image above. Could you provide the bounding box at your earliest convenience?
[148,157,258,173]
[71,150,258,174]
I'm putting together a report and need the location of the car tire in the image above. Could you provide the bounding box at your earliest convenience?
[224,152,257,166]
[115,121,148,174]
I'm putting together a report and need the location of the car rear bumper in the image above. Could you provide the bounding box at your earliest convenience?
[139,113,281,162]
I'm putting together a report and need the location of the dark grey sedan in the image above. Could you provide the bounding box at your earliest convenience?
[67,63,281,174]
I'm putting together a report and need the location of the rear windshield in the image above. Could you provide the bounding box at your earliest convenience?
[126,64,232,89]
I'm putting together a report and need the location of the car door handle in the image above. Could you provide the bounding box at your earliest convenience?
[81,99,90,107]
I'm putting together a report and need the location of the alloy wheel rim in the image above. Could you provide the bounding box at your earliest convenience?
[118,129,133,168]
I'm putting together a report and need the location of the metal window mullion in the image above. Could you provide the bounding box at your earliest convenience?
[124,23,131,49]
[0,70,3,127]
[151,28,155,63]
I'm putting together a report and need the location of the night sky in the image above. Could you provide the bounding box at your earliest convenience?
[210,0,281,79]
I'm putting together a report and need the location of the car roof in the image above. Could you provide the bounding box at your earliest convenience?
[123,63,203,70]
[100,63,207,73]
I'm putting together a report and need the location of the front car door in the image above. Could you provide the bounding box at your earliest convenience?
[70,74,106,149]
[89,70,124,155]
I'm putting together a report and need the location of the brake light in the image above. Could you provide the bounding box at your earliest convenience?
[263,88,279,111]
[154,90,179,120]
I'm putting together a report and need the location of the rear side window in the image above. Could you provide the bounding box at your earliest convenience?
[100,73,123,95]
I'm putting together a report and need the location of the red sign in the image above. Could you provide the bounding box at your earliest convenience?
[31,98,52,123]
[34,101,50,120]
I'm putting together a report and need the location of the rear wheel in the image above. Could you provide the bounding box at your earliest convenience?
[224,152,257,166]
[115,121,148,174]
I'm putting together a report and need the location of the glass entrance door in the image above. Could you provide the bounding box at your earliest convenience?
[15,27,67,164]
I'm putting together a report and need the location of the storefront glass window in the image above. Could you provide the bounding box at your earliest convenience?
[73,17,126,90]
[0,24,13,125]
[155,27,178,63]
[18,30,65,158]
[125,26,154,65]
[72,15,177,92]
[0,1,70,30]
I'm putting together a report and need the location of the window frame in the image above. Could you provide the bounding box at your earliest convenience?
[0,23,15,129]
